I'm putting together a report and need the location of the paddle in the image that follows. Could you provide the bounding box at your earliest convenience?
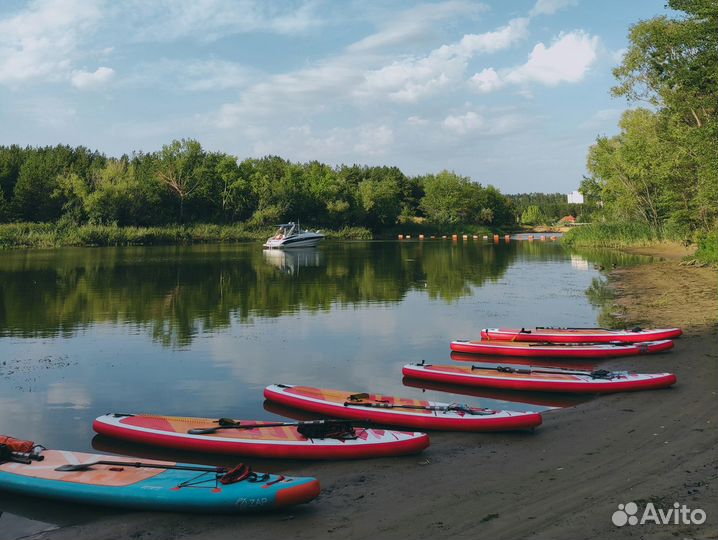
[343,400,495,416]
[187,418,359,435]
[55,460,227,473]
[535,326,643,332]
[469,363,627,379]
[527,341,635,347]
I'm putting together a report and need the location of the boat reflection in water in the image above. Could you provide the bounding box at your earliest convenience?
[449,352,597,371]
[263,248,324,275]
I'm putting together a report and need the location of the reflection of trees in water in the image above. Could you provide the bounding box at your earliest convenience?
[0,242,533,347]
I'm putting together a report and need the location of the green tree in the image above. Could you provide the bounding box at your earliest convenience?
[156,139,205,222]
[521,205,544,226]
[419,171,481,225]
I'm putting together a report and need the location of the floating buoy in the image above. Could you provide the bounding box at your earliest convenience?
[473,235,478,239]
[406,235,411,239]
[430,235,436,239]
[482,235,488,240]
[442,235,447,239]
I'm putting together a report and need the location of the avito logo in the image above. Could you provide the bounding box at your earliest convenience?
[612,501,707,527]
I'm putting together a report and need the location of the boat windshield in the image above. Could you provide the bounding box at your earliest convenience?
[273,223,297,238]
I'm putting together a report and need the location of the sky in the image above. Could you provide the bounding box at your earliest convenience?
[0,0,674,193]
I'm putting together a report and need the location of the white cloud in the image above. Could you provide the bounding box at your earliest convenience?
[354,125,394,156]
[248,123,395,161]
[506,31,599,86]
[529,0,578,17]
[128,59,255,92]
[443,111,483,134]
[407,115,430,126]
[579,108,623,130]
[470,67,502,93]
[70,66,115,89]
[126,0,323,43]
[357,17,529,103]
[0,0,104,86]
[470,30,600,94]
[348,1,487,53]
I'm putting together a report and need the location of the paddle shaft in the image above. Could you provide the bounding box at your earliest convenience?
[344,401,493,415]
[188,419,356,435]
[469,363,622,377]
[56,460,226,473]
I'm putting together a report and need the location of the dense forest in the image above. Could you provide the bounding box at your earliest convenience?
[0,142,514,233]
[577,0,717,252]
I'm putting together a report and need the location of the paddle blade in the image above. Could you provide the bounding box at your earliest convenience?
[55,463,93,471]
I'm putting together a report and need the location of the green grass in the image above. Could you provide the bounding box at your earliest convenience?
[0,222,373,249]
[693,230,718,265]
[562,222,674,247]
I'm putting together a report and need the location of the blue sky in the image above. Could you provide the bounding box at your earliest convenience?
[0,0,672,193]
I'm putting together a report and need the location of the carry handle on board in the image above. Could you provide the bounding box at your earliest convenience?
[469,363,627,379]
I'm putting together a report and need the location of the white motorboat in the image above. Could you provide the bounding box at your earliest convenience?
[263,222,325,249]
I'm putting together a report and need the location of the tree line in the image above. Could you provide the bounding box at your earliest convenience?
[581,0,717,240]
[0,141,514,232]
[505,193,589,226]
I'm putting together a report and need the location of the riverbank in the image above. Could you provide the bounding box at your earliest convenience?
[0,223,372,248]
[20,247,717,539]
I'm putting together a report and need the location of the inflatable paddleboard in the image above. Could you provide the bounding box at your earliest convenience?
[481,327,683,343]
[263,384,542,431]
[0,440,318,513]
[93,413,429,460]
[450,339,674,358]
[402,363,677,394]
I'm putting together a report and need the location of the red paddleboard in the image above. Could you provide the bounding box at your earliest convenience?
[93,414,429,460]
[402,363,677,394]
[450,339,674,358]
[481,327,683,343]
[263,384,542,432]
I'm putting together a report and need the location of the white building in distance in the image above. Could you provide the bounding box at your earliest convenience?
[567,190,584,204]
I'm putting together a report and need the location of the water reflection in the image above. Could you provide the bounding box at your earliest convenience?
[263,248,323,275]
[0,242,525,347]
[401,377,594,410]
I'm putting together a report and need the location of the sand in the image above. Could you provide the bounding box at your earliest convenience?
[21,252,718,540]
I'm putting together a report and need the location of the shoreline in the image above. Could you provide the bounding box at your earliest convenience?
[17,247,718,540]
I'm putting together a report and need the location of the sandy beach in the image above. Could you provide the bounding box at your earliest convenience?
[22,251,718,540]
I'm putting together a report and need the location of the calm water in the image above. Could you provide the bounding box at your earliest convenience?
[0,239,643,535]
